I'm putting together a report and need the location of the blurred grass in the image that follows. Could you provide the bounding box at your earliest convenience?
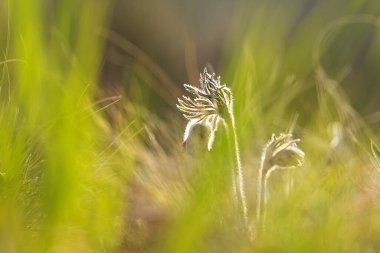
[0,1,133,252]
[1,0,380,253]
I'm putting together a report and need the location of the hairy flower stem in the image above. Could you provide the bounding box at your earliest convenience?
[256,149,267,223]
[257,143,273,225]
[227,111,251,237]
[231,169,238,204]
[257,161,275,228]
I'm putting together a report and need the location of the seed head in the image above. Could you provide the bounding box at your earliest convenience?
[176,68,233,150]
[265,133,305,168]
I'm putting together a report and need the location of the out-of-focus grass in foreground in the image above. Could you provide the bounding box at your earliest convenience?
[0,1,132,252]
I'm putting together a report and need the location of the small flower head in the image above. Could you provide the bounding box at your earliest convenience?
[265,133,305,168]
[176,68,233,150]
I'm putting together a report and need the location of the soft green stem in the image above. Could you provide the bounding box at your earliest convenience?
[256,147,267,222]
[258,160,296,226]
[263,165,280,223]
[224,120,238,206]
[257,141,273,225]
[228,111,251,236]
[231,164,238,205]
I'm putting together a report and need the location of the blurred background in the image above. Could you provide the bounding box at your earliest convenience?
[103,0,380,117]
[1,0,380,252]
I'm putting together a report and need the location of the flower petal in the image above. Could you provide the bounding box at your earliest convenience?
[184,84,207,97]
[205,114,222,150]
[183,118,200,143]
[272,139,299,157]
[207,129,215,151]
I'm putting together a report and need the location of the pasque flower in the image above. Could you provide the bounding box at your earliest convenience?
[257,133,305,223]
[177,67,251,237]
[177,67,233,150]
[264,133,305,168]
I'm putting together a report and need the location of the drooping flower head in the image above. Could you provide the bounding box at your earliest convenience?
[264,133,305,168]
[176,68,233,150]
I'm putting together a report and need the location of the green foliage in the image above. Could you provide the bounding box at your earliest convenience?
[1,0,380,253]
[0,1,131,252]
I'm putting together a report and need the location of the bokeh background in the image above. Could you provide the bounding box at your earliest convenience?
[103,0,380,116]
[1,0,380,252]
